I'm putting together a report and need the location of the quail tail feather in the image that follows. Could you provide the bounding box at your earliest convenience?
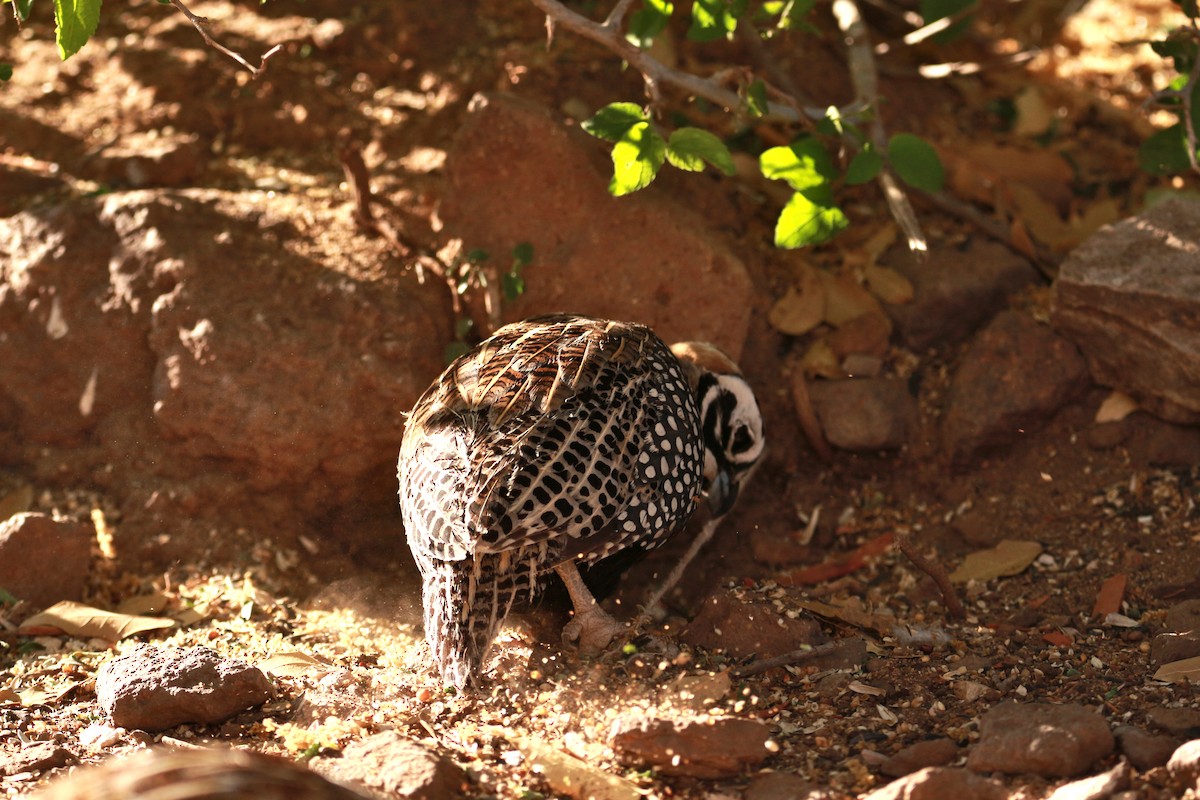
[420,557,519,688]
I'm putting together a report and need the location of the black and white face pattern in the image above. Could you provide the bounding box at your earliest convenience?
[697,372,764,516]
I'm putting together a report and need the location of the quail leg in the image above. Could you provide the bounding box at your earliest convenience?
[554,561,627,656]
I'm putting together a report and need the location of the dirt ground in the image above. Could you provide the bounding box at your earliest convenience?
[2,1,1199,799]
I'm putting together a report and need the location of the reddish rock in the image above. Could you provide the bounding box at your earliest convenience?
[966,702,1114,778]
[96,645,273,731]
[610,716,772,778]
[0,513,91,611]
[1146,707,1200,738]
[441,93,753,360]
[881,738,961,777]
[883,239,1039,351]
[1151,630,1200,665]
[1114,725,1181,771]
[941,311,1089,466]
[806,378,918,451]
[93,132,204,188]
[681,589,825,659]
[1053,198,1200,424]
[744,770,834,800]
[312,732,471,800]
[0,741,75,777]
[862,766,1008,800]
[1167,739,1200,791]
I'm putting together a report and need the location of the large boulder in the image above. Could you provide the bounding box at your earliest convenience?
[1053,198,1200,424]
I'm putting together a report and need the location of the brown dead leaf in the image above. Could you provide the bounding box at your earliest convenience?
[820,270,885,327]
[0,687,20,704]
[800,339,842,379]
[1092,573,1128,619]
[1152,655,1200,684]
[950,540,1043,583]
[20,600,175,640]
[795,597,896,637]
[863,263,914,305]
[259,651,337,679]
[1096,390,1140,423]
[1013,86,1053,138]
[768,266,825,336]
[940,143,1074,210]
[117,592,171,616]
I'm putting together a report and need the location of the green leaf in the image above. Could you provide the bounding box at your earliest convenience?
[582,102,649,142]
[511,241,534,267]
[1139,123,1193,175]
[760,139,837,191]
[53,0,102,60]
[502,271,526,301]
[888,133,945,192]
[0,63,12,82]
[444,341,471,364]
[688,0,742,42]
[627,0,674,48]
[744,79,768,118]
[919,0,974,43]
[609,121,667,195]
[454,316,474,340]
[775,191,848,248]
[845,147,882,185]
[15,0,34,21]
[466,248,490,264]
[666,127,735,174]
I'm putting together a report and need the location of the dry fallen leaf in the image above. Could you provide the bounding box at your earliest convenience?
[800,339,842,379]
[20,600,175,640]
[1013,85,1053,137]
[1152,655,1200,684]
[259,651,337,679]
[1091,573,1128,619]
[820,270,885,327]
[117,591,172,616]
[1095,390,1139,423]
[509,735,641,800]
[768,277,825,336]
[863,263,914,305]
[950,540,1044,584]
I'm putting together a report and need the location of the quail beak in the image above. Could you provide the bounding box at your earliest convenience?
[705,469,739,518]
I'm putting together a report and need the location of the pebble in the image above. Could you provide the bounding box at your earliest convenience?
[966,702,1114,778]
[1114,725,1181,771]
[880,737,961,777]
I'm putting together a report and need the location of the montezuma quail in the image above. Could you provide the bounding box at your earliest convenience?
[398,314,763,688]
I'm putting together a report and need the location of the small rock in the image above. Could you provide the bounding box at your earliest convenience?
[883,239,1040,351]
[744,771,834,800]
[1165,599,1200,633]
[610,716,773,778]
[1045,761,1129,800]
[1125,416,1200,467]
[805,378,918,451]
[0,513,91,611]
[881,738,961,777]
[1053,197,1200,424]
[1114,725,1180,771]
[942,311,1089,466]
[312,732,470,800]
[0,741,75,777]
[681,589,824,659]
[96,645,273,731]
[1151,630,1200,664]
[36,747,370,800]
[665,671,732,713]
[966,702,1114,778]
[862,766,1008,800]
[1167,739,1200,790]
[1083,421,1129,450]
[1147,707,1200,738]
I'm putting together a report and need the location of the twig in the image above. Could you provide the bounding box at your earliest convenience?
[832,0,927,254]
[167,0,282,78]
[528,0,832,123]
[731,638,864,678]
[894,529,965,619]
[918,189,1058,279]
[631,516,722,632]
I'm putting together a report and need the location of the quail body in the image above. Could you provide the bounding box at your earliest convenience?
[398,315,763,687]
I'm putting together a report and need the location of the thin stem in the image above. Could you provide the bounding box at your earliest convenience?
[167,0,281,78]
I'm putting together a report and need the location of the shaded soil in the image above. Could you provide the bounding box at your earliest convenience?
[2,2,1199,799]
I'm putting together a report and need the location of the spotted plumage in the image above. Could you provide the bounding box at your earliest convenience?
[398,315,763,687]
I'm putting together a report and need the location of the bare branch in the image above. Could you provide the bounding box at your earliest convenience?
[603,0,639,31]
[528,0,830,123]
[167,0,282,78]
[894,529,965,620]
[832,0,928,253]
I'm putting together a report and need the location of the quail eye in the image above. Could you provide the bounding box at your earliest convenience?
[731,424,754,454]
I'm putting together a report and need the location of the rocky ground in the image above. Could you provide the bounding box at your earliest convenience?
[2,1,1200,799]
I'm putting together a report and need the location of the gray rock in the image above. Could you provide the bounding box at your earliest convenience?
[0,513,91,611]
[883,239,1040,351]
[862,766,1009,800]
[96,645,273,731]
[966,702,1114,778]
[1053,197,1200,424]
[806,378,918,451]
[441,93,753,360]
[312,732,470,800]
[942,311,1089,465]
[610,716,773,778]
